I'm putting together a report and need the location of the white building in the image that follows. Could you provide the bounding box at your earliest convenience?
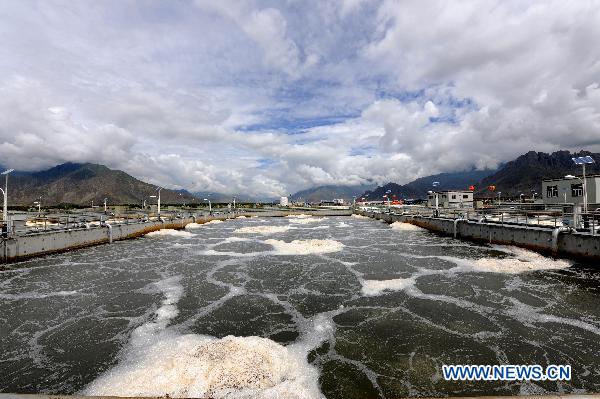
[542,175,600,206]
[333,198,345,205]
[427,190,474,208]
[279,196,289,207]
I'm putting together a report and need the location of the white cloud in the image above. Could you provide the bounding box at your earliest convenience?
[1,0,600,196]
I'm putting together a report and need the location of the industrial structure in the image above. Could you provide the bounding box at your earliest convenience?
[427,190,474,209]
[542,174,600,210]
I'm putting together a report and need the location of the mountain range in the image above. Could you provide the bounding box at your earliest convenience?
[360,169,496,201]
[361,150,600,200]
[3,163,198,206]
[475,150,600,197]
[290,184,376,203]
[3,149,598,207]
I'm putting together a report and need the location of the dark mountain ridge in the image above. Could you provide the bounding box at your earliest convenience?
[3,162,198,206]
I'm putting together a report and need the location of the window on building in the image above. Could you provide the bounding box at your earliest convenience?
[442,195,447,198]
[546,185,558,198]
[571,183,583,197]
[463,194,469,199]
[451,195,456,199]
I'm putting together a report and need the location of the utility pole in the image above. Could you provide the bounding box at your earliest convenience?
[1,169,14,224]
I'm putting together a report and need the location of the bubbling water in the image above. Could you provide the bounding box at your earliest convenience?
[146,229,195,238]
[390,221,426,231]
[84,276,325,399]
[234,225,291,235]
[265,239,344,255]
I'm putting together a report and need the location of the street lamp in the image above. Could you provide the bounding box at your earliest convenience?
[203,198,212,214]
[33,196,42,214]
[1,169,14,223]
[571,156,595,214]
[497,191,502,205]
[156,187,163,215]
[104,198,108,213]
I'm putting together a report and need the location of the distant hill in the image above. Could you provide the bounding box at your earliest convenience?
[361,169,496,200]
[476,150,600,197]
[291,184,376,203]
[3,162,198,206]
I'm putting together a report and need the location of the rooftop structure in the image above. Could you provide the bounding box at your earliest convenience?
[542,174,600,208]
[427,190,474,209]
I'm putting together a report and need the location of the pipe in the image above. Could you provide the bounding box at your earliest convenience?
[105,223,113,244]
[551,226,571,257]
[453,218,464,239]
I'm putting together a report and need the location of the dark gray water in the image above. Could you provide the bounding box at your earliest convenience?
[1,215,600,398]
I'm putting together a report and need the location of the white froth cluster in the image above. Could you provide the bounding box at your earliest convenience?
[84,276,324,399]
[361,278,415,296]
[265,239,344,255]
[85,333,322,399]
[235,216,248,219]
[390,221,426,231]
[146,229,195,238]
[285,214,312,218]
[205,219,224,224]
[466,246,572,274]
[350,214,369,219]
[234,225,291,235]
[288,217,323,225]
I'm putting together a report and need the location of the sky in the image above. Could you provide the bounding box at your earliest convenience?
[1,0,600,197]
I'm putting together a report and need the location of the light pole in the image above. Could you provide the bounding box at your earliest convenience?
[156,187,163,215]
[572,156,595,214]
[0,169,14,223]
[33,196,42,214]
[203,198,212,214]
[497,192,502,206]
[104,198,108,213]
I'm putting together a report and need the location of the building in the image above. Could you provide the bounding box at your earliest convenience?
[279,196,289,207]
[542,175,600,206]
[427,190,474,208]
[333,198,345,205]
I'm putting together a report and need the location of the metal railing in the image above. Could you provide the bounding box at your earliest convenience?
[359,205,600,235]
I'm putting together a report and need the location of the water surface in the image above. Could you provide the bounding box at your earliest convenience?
[1,215,599,398]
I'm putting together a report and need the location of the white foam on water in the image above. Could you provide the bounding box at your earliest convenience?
[0,290,79,300]
[285,214,312,218]
[337,222,350,228]
[235,216,248,219]
[390,221,426,231]
[288,217,324,225]
[85,333,323,399]
[146,229,195,238]
[360,278,415,296]
[234,225,291,235]
[205,219,224,224]
[84,276,325,399]
[184,223,204,230]
[506,298,600,336]
[350,214,369,219]
[265,239,344,255]
[450,246,572,274]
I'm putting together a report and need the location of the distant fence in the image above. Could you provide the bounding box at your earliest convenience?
[356,209,600,262]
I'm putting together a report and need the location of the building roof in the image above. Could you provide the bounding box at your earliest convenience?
[542,174,600,182]
[428,190,474,194]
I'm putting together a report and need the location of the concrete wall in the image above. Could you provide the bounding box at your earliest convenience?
[358,210,600,262]
[1,208,353,264]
